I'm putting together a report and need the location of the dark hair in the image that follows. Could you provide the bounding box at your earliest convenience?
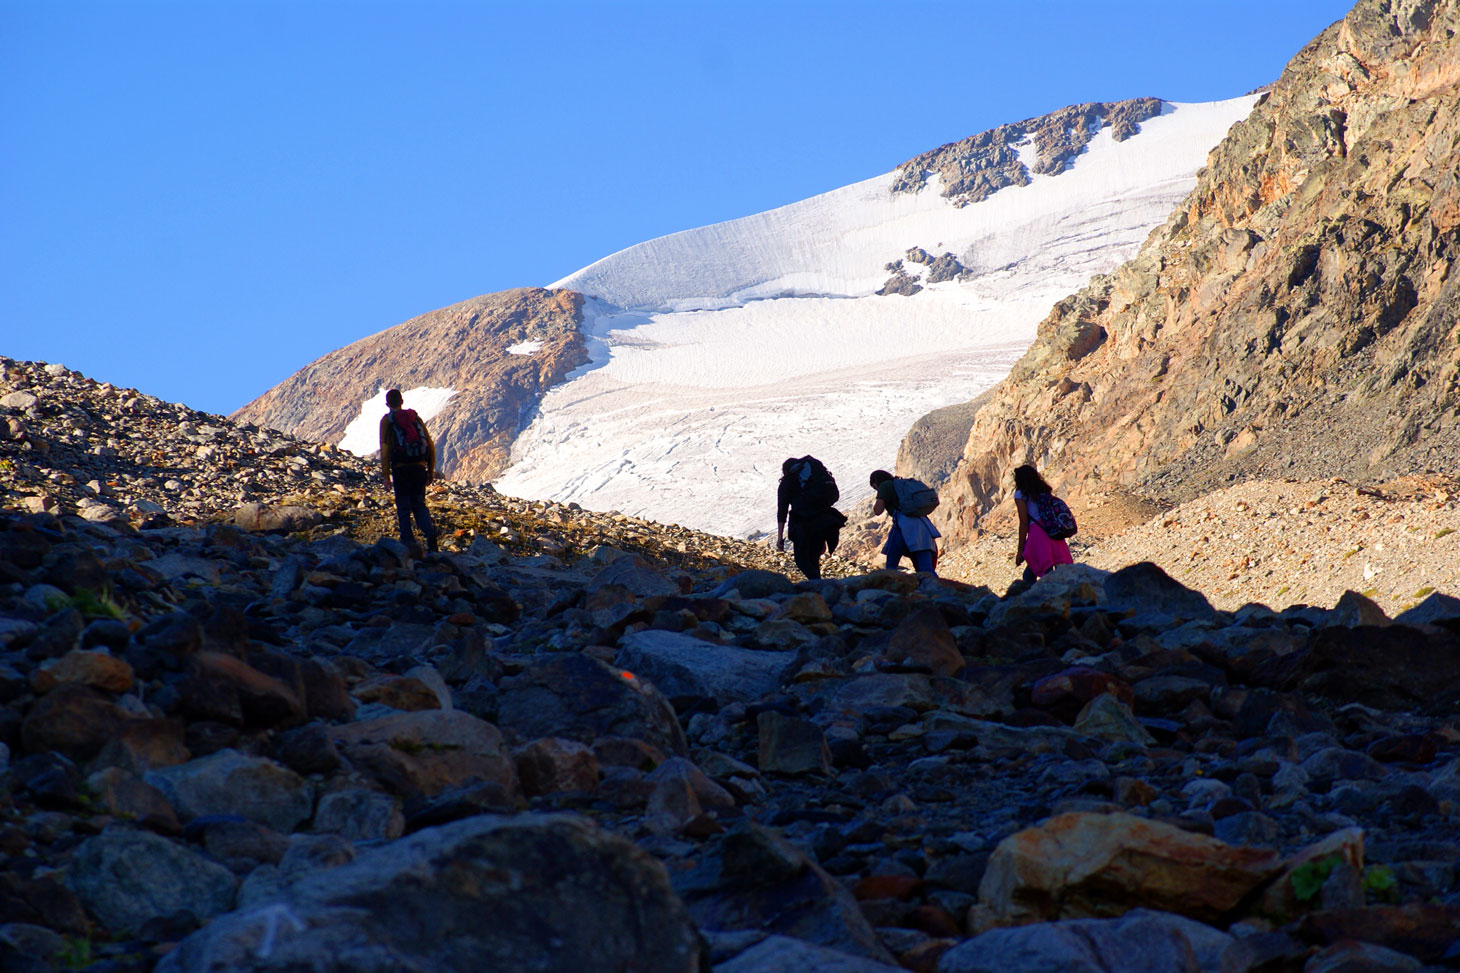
[869,469,892,488]
[1013,464,1051,496]
[782,457,799,477]
[385,388,403,409]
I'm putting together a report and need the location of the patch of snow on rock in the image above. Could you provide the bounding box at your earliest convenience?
[506,341,543,356]
[339,387,457,457]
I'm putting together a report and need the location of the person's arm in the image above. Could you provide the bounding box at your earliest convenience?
[379,416,393,485]
[1015,496,1029,565]
[423,421,437,484]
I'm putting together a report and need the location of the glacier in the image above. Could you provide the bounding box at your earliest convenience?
[492,96,1260,539]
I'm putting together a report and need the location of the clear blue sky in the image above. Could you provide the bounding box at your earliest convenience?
[2,0,1353,417]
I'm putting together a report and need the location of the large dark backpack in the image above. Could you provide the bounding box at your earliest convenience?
[1033,492,1078,540]
[891,477,939,518]
[389,408,429,463]
[791,456,839,507]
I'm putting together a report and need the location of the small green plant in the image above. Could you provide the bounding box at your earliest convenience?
[46,587,125,620]
[1361,588,1379,599]
[1434,527,1455,539]
[1362,864,1398,903]
[1290,854,1345,902]
[55,936,93,969]
[1342,547,1362,559]
[1276,585,1290,597]
[1415,586,1435,599]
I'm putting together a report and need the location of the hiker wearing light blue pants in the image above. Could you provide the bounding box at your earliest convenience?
[869,469,940,575]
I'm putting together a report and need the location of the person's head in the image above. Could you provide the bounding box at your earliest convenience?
[782,457,800,478]
[1013,464,1051,495]
[869,469,892,489]
[385,388,403,410]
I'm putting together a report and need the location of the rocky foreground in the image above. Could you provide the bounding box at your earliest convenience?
[3,357,1460,973]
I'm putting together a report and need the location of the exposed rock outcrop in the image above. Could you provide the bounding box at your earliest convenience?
[935,0,1460,541]
[890,98,1164,206]
[233,287,586,483]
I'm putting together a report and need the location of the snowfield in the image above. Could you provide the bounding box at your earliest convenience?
[494,97,1259,538]
[340,386,457,458]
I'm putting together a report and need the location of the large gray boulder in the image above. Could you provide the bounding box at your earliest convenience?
[616,629,792,706]
[939,910,1231,973]
[156,814,706,973]
[673,822,894,965]
[146,749,314,832]
[719,935,904,972]
[497,653,688,755]
[68,828,237,936]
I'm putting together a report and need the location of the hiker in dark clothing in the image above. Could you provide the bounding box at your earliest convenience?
[776,456,846,579]
[379,388,439,555]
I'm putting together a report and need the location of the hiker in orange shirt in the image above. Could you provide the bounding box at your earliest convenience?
[379,388,439,555]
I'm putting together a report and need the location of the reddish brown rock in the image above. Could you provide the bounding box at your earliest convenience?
[882,607,965,677]
[86,767,181,834]
[975,811,1282,928]
[190,651,306,728]
[1296,904,1460,964]
[852,874,924,902]
[92,719,190,775]
[20,683,130,759]
[1031,666,1133,721]
[353,674,442,712]
[514,737,599,797]
[33,649,134,695]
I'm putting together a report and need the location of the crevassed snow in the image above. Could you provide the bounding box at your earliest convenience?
[506,340,543,355]
[339,386,457,457]
[498,97,1258,538]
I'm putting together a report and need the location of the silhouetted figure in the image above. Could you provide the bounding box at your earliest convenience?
[776,456,846,579]
[379,388,439,555]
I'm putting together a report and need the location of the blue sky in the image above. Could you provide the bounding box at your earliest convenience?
[2,0,1353,416]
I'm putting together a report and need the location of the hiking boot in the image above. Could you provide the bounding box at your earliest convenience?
[426,535,439,554]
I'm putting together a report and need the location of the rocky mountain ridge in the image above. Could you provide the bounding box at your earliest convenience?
[931,0,1460,543]
[4,374,1460,970]
[232,287,586,485]
[889,97,1166,207]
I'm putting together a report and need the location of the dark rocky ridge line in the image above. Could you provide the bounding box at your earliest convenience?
[3,365,1460,970]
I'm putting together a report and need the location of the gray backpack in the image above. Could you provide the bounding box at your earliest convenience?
[892,477,939,517]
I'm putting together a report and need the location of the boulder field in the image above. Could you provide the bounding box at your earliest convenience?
[2,357,1459,971]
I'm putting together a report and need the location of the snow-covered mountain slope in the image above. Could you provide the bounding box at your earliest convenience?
[493,96,1258,539]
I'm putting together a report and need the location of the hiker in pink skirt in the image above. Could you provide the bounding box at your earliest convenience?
[1013,464,1074,579]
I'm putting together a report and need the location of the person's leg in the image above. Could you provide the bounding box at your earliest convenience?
[884,523,908,570]
[406,469,437,551]
[391,473,414,545]
[909,549,936,574]
[793,536,824,579]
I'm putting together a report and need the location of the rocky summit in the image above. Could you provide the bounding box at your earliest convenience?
[3,357,1460,973]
